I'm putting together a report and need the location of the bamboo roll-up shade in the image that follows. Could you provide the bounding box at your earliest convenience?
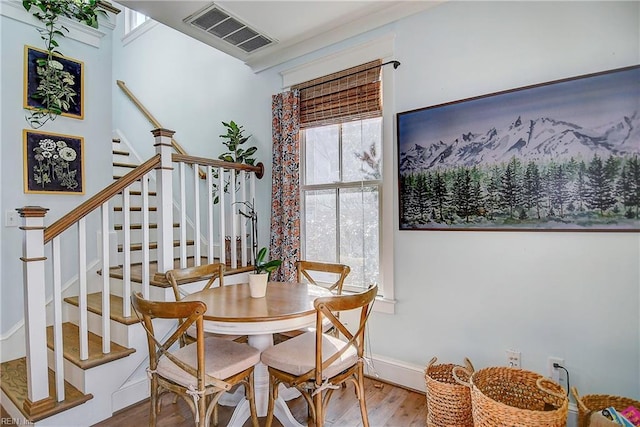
[293,59,382,129]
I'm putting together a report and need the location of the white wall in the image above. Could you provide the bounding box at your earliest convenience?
[385,1,639,399]
[265,0,640,399]
[0,3,114,339]
[111,11,277,248]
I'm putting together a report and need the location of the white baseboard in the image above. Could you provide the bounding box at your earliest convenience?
[112,377,150,413]
[365,353,578,426]
[365,353,425,392]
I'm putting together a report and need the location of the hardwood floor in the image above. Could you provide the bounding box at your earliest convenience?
[92,377,427,426]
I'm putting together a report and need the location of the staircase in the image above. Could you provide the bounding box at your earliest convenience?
[0,130,263,426]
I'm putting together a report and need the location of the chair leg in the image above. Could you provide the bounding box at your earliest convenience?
[197,389,207,427]
[356,370,370,427]
[149,378,158,426]
[265,373,278,427]
[313,389,324,427]
[247,371,259,427]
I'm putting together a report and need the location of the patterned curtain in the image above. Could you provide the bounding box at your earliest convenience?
[269,90,301,282]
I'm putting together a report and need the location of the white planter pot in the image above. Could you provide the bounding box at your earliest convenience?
[248,273,268,298]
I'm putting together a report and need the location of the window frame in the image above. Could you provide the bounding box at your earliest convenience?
[122,8,155,45]
[280,35,396,313]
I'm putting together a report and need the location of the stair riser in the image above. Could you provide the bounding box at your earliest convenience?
[112,180,157,193]
[111,193,157,207]
[107,278,173,301]
[114,245,196,264]
[113,211,159,224]
[112,165,138,177]
[114,227,183,242]
[46,350,86,393]
[65,308,133,348]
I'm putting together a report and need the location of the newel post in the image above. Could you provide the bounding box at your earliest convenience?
[18,206,55,415]
[152,128,175,275]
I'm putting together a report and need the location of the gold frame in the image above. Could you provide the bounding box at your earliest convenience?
[23,45,85,120]
[23,129,85,195]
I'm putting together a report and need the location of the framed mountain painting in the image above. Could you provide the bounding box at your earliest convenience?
[397,65,640,231]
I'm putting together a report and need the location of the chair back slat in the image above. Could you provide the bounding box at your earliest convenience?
[296,261,350,294]
[166,263,225,302]
[296,285,378,385]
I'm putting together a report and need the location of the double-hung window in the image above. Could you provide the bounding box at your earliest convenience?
[295,61,383,292]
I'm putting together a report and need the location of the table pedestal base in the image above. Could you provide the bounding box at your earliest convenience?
[220,333,305,427]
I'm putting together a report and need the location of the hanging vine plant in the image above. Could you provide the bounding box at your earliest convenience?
[22,0,110,128]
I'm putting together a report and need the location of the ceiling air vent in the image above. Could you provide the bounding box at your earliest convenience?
[185,4,274,53]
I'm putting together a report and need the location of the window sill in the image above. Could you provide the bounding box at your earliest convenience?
[373,296,395,314]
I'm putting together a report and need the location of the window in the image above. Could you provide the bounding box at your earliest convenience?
[124,8,149,35]
[282,35,396,312]
[297,60,383,292]
[301,119,382,291]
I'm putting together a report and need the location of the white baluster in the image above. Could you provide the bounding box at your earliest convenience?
[52,236,65,401]
[193,162,201,266]
[179,161,187,268]
[207,165,214,263]
[218,166,226,265]
[240,170,247,267]
[142,175,150,298]
[122,187,131,317]
[101,202,111,353]
[78,217,88,361]
[230,169,237,268]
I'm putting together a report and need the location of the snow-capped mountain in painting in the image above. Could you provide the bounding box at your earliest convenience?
[399,111,640,173]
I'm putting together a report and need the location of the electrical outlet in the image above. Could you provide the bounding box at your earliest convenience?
[548,357,564,382]
[506,350,521,368]
[5,210,19,227]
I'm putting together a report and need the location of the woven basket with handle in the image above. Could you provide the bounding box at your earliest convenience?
[572,386,640,427]
[455,366,568,427]
[424,357,474,427]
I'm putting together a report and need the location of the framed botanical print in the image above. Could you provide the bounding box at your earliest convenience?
[23,129,85,194]
[24,45,84,120]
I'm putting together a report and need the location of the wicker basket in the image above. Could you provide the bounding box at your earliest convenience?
[424,357,474,427]
[572,387,640,427]
[460,367,568,427]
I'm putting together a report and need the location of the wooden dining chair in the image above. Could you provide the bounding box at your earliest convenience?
[274,261,350,343]
[166,263,245,343]
[260,284,378,427]
[131,292,260,427]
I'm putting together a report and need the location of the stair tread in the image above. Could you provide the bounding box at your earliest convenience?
[122,190,157,196]
[46,323,135,370]
[116,240,194,252]
[113,223,179,230]
[0,358,93,423]
[112,149,129,156]
[64,293,139,326]
[100,258,254,287]
[113,206,158,212]
[112,162,137,168]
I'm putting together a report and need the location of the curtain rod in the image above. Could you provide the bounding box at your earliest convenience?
[298,60,401,91]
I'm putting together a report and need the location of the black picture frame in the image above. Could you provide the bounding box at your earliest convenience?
[24,45,84,119]
[397,65,640,231]
[23,129,85,194]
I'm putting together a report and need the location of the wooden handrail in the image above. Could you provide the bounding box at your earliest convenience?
[44,155,161,243]
[172,153,264,179]
[116,80,206,179]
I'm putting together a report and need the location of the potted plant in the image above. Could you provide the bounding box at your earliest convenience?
[248,247,281,298]
[22,0,113,128]
[213,120,257,203]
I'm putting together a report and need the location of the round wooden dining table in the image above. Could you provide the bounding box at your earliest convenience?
[183,281,331,427]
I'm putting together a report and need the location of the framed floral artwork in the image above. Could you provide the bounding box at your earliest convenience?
[23,45,84,119]
[23,130,85,194]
